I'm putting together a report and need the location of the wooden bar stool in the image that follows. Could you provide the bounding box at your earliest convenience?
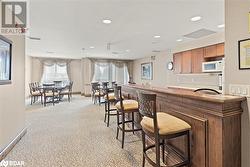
[104,88,117,127]
[138,92,191,167]
[114,85,142,148]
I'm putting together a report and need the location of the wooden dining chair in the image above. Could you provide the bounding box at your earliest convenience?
[43,84,59,106]
[60,81,73,102]
[29,83,43,105]
[91,82,104,105]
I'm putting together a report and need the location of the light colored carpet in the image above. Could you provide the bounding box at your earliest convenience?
[4,96,147,167]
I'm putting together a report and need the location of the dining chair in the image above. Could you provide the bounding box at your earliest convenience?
[91,82,104,105]
[29,83,43,105]
[43,84,59,106]
[60,81,73,102]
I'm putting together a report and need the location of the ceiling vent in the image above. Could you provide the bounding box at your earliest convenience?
[184,29,216,39]
[27,36,41,40]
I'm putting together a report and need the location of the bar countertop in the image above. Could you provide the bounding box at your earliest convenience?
[123,84,246,104]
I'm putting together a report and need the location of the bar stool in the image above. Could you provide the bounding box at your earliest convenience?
[114,85,142,148]
[104,88,117,127]
[138,92,191,167]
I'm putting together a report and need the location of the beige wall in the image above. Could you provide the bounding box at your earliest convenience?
[25,56,32,97]
[0,35,26,151]
[69,59,82,93]
[133,33,225,90]
[225,0,250,166]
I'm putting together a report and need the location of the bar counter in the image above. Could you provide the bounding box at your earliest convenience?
[122,84,246,167]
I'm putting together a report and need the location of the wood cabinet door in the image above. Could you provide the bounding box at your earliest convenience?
[173,53,182,74]
[204,45,217,58]
[216,43,224,56]
[192,48,204,73]
[182,51,192,73]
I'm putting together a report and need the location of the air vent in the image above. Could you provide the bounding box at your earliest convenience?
[112,52,119,55]
[152,50,161,53]
[27,36,41,40]
[184,29,216,39]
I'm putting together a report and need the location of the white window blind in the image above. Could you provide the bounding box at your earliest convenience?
[92,62,129,85]
[41,63,69,83]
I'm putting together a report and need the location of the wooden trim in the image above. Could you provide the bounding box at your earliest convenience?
[0,128,27,161]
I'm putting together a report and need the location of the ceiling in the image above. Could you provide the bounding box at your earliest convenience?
[27,0,225,60]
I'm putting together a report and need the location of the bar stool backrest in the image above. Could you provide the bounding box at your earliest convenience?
[138,92,159,132]
[112,81,116,87]
[91,82,99,91]
[102,82,108,89]
[114,85,124,110]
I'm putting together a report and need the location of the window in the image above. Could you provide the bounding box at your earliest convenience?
[92,62,110,82]
[41,63,69,83]
[92,61,129,85]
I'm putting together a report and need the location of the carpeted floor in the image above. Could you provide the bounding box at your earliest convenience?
[4,96,147,167]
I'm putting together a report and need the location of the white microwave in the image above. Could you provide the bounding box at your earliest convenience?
[202,60,223,73]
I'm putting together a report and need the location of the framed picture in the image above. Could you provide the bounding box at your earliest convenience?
[0,35,12,85]
[141,62,153,80]
[238,38,250,69]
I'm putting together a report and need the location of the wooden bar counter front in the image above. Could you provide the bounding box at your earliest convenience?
[122,84,246,167]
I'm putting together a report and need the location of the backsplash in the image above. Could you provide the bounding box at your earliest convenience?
[176,73,221,90]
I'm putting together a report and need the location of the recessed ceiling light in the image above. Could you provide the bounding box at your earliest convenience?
[102,19,112,24]
[154,35,161,38]
[190,16,202,22]
[217,24,225,28]
[176,39,183,42]
[125,49,130,52]
[89,46,95,49]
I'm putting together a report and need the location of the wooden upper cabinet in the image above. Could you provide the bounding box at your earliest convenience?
[192,48,204,73]
[216,43,224,56]
[204,45,217,58]
[182,51,192,73]
[204,43,225,58]
[173,53,182,74]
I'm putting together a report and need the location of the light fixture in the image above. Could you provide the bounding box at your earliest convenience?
[190,16,202,22]
[102,19,112,24]
[125,49,130,52]
[154,35,161,38]
[89,46,95,49]
[176,39,183,42]
[217,24,225,28]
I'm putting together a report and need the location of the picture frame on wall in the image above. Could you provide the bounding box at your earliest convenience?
[238,38,250,70]
[141,62,153,80]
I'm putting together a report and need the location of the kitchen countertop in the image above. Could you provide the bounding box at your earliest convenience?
[123,84,246,104]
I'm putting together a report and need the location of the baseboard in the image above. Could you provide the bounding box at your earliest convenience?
[81,93,91,97]
[72,92,81,95]
[0,128,27,161]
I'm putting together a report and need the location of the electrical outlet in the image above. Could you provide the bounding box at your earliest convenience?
[229,85,237,95]
[229,84,250,97]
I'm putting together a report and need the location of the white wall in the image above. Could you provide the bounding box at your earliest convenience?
[133,32,225,90]
[224,0,250,166]
[0,35,26,151]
